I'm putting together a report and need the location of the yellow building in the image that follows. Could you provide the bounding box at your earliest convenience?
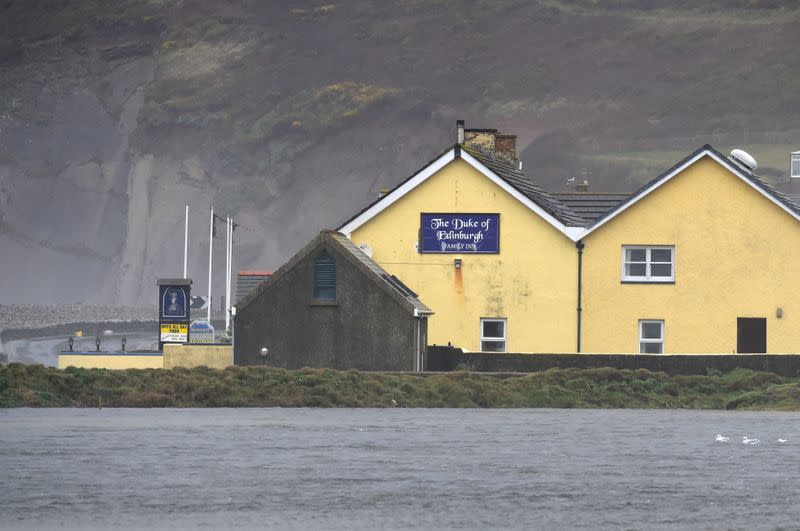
[339,122,800,354]
[340,122,585,353]
[580,146,800,354]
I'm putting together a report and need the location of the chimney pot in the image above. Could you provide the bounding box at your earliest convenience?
[456,120,465,144]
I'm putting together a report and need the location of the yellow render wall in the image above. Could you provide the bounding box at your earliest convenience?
[582,156,800,353]
[163,344,233,369]
[350,158,577,352]
[58,354,164,370]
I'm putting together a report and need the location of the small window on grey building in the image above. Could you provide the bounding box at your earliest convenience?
[313,250,336,301]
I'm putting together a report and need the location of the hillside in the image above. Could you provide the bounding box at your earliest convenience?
[1,0,799,304]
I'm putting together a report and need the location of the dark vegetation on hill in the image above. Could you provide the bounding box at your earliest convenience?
[1,1,799,303]
[2,363,799,410]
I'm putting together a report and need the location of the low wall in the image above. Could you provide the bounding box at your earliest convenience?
[163,344,232,370]
[58,352,163,370]
[426,347,800,377]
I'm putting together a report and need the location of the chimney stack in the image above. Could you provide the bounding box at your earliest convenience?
[495,133,517,160]
[458,121,518,164]
[576,180,589,193]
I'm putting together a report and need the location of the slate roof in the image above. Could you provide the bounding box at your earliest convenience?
[237,231,432,316]
[461,145,585,226]
[552,192,630,225]
[336,143,586,232]
[586,145,800,231]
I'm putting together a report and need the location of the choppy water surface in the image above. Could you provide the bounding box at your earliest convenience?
[1,408,798,530]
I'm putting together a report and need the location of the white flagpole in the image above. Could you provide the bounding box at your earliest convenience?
[225,216,231,333]
[183,204,189,278]
[207,206,214,322]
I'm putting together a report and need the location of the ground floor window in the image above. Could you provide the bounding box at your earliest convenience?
[639,320,664,354]
[481,318,507,352]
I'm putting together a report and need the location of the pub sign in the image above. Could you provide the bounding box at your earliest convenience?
[419,213,500,253]
[157,278,192,348]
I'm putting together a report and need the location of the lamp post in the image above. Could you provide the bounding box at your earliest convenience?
[95,336,101,352]
[67,337,74,352]
[260,347,269,366]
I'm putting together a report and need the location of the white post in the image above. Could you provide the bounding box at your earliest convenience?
[207,206,214,322]
[225,216,231,333]
[183,204,189,278]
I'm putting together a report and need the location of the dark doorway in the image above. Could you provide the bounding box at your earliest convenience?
[737,318,767,353]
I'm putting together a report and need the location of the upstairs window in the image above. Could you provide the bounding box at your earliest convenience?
[481,318,507,352]
[639,320,664,354]
[313,250,336,301]
[622,246,674,282]
[792,153,800,178]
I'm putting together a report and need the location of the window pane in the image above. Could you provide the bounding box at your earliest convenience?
[483,320,505,339]
[640,342,663,354]
[650,249,672,262]
[641,322,662,339]
[626,248,646,262]
[626,263,646,277]
[481,340,506,352]
[650,264,672,277]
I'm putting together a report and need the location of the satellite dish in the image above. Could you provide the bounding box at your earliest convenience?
[729,149,758,173]
[358,243,373,258]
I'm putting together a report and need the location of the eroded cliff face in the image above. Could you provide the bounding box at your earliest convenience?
[2,1,800,305]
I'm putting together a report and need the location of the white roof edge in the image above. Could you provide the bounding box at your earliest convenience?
[581,149,800,239]
[338,149,456,235]
[459,150,577,240]
[340,147,580,242]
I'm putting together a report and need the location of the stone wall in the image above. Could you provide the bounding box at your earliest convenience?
[426,347,800,377]
[163,344,232,370]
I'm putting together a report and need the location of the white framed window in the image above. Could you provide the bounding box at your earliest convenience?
[481,318,506,352]
[639,320,664,354]
[622,246,674,282]
[792,153,800,178]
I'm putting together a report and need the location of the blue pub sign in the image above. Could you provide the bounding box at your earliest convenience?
[419,213,500,253]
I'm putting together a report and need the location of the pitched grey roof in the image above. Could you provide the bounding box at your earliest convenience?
[462,145,586,227]
[552,192,630,225]
[336,143,586,232]
[237,231,432,316]
[327,232,432,315]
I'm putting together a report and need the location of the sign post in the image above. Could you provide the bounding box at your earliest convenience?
[157,278,192,351]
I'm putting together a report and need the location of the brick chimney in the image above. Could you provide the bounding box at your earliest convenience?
[458,121,518,164]
[495,133,517,160]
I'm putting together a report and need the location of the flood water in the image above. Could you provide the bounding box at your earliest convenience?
[1,408,798,530]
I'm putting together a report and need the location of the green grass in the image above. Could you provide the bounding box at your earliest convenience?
[1,363,796,410]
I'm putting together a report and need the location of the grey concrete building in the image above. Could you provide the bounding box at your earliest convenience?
[234,231,432,370]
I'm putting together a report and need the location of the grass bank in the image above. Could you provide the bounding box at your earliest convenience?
[2,363,799,410]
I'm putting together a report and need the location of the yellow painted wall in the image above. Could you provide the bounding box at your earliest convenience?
[350,158,577,352]
[582,156,800,353]
[58,354,163,370]
[163,344,233,369]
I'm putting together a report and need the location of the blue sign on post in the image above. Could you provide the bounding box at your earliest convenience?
[419,213,500,253]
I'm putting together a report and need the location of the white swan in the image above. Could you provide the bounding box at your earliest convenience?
[715,434,730,443]
[778,438,788,443]
[742,436,760,445]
